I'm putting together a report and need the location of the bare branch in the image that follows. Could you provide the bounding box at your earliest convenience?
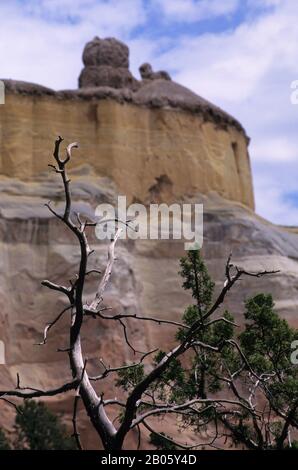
[132,397,257,428]
[87,228,122,313]
[86,269,102,276]
[205,317,239,328]
[0,380,78,399]
[142,420,199,450]
[36,305,72,345]
[90,349,157,381]
[41,280,71,298]
[0,397,22,414]
[84,308,189,329]
[71,360,87,450]
[72,395,82,450]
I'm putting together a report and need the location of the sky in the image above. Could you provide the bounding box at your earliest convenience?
[0,0,298,226]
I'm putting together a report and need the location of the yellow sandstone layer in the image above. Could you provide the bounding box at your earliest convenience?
[0,92,254,209]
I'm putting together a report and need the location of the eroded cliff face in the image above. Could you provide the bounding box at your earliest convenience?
[0,171,297,448]
[0,82,254,210]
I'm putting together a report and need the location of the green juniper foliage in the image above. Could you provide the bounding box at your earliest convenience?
[175,251,237,401]
[235,294,298,448]
[0,400,76,450]
[0,429,11,450]
[116,364,144,392]
[116,250,298,450]
[179,250,214,318]
[239,293,298,376]
[149,432,178,450]
[15,400,76,450]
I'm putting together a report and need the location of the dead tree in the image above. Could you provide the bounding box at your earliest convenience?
[0,137,279,450]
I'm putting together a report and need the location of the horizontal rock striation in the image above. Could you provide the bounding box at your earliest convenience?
[0,177,297,447]
[0,79,254,210]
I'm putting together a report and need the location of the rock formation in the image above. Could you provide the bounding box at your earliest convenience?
[0,76,254,209]
[139,62,171,81]
[0,37,297,448]
[78,36,139,90]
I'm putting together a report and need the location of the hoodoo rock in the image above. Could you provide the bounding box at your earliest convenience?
[82,36,129,67]
[0,37,297,449]
[78,36,138,90]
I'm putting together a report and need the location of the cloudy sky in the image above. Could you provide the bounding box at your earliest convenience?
[1,0,298,225]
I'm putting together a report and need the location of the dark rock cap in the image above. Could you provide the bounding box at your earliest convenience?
[82,36,129,68]
[1,37,247,137]
[78,65,139,90]
[79,36,139,90]
[139,63,171,81]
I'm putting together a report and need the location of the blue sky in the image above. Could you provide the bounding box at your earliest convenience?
[1,0,298,226]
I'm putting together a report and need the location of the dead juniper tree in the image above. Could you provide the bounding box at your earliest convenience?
[0,137,283,450]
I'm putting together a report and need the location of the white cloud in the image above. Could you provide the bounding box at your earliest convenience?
[157,3,298,104]
[250,138,298,163]
[0,0,148,89]
[23,0,147,30]
[247,0,284,9]
[153,0,239,22]
[254,168,298,226]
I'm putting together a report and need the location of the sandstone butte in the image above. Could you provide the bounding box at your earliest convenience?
[0,37,297,449]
